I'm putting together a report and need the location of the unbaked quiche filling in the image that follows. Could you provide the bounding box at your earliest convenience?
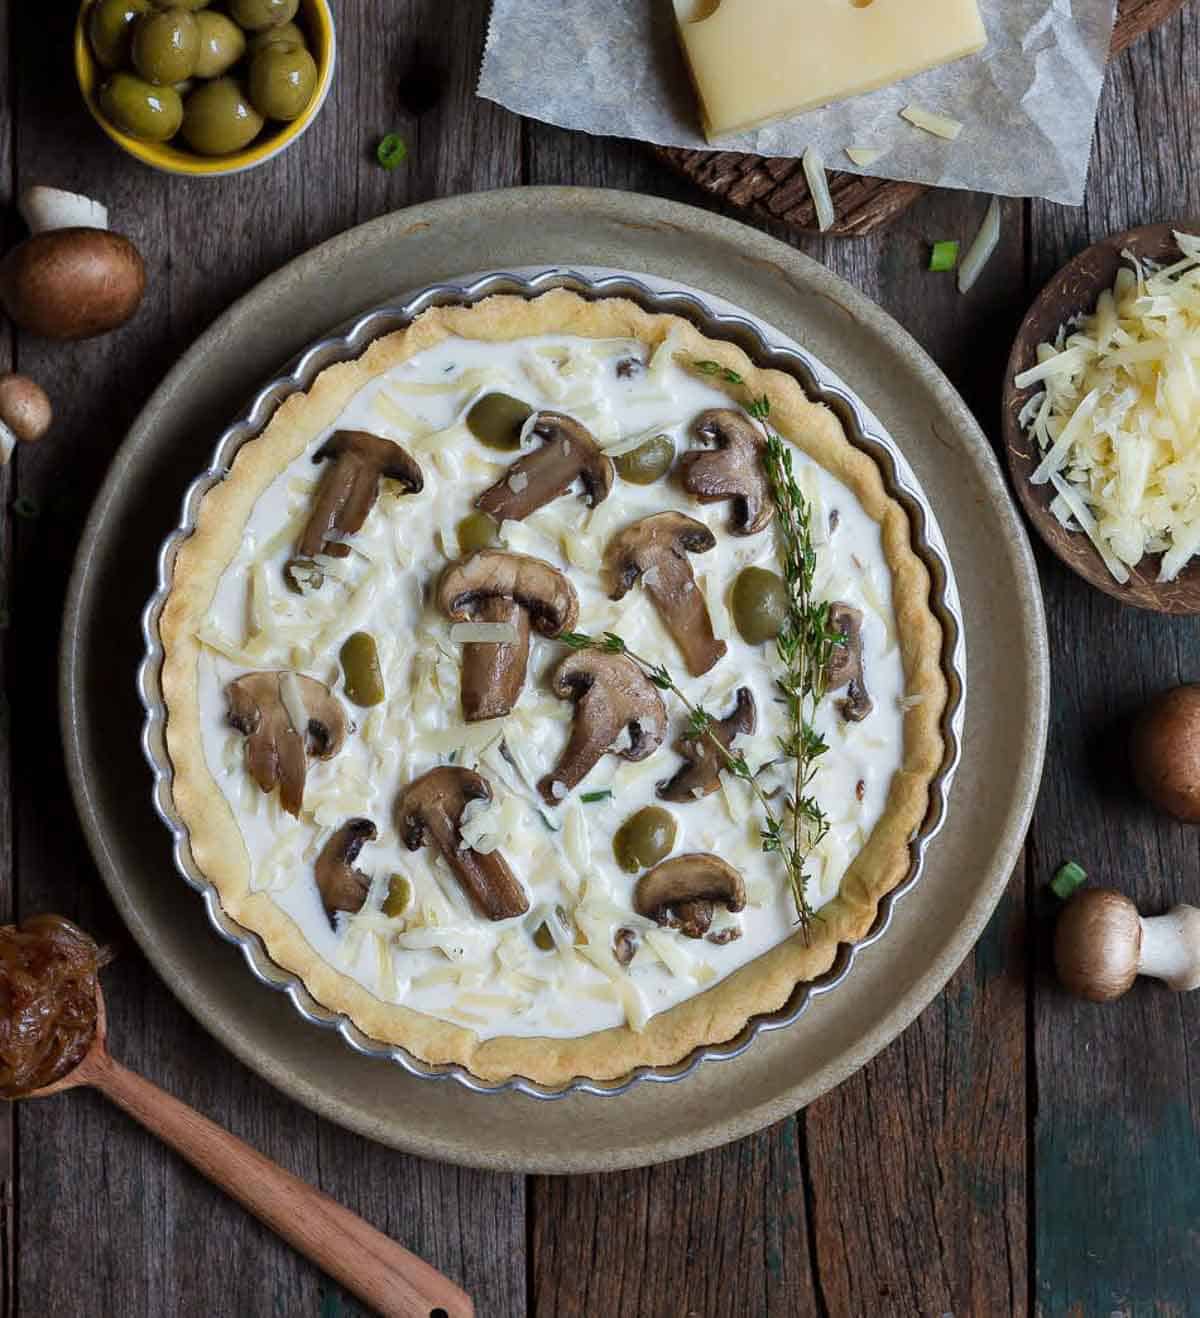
[192,327,910,1040]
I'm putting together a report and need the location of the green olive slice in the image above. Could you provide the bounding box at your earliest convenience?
[613,806,677,874]
[466,393,533,452]
[456,510,500,556]
[340,631,385,707]
[612,434,674,485]
[730,566,789,645]
[382,874,412,918]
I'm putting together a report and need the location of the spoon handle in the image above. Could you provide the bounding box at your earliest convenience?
[88,1052,474,1318]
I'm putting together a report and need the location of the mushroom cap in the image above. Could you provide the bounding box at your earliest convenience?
[226,671,348,816]
[1129,684,1200,825]
[549,650,668,762]
[0,229,145,340]
[315,429,425,489]
[314,818,375,923]
[678,408,774,535]
[476,411,614,522]
[604,511,727,678]
[396,766,529,921]
[438,550,579,637]
[634,854,746,938]
[1053,888,1142,1002]
[0,373,52,444]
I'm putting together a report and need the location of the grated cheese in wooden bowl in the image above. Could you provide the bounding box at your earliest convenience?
[1015,231,1200,584]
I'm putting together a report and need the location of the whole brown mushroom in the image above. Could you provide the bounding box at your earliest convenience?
[0,374,52,464]
[0,186,145,341]
[1129,684,1200,824]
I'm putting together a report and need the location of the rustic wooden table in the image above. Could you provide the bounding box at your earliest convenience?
[2,3,1198,1315]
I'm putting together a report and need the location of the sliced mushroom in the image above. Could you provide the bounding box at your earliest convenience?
[290,429,423,574]
[604,511,726,677]
[476,412,614,522]
[395,766,529,921]
[826,602,873,722]
[314,819,375,924]
[538,651,667,804]
[226,671,348,816]
[634,854,746,940]
[658,687,756,803]
[438,550,580,722]
[678,409,774,535]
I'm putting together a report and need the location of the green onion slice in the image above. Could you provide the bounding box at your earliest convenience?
[1050,860,1087,900]
[376,133,409,170]
[929,240,959,273]
[580,789,613,804]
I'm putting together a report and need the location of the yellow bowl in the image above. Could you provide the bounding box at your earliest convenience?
[75,0,336,177]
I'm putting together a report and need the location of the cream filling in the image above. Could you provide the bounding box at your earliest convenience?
[196,332,907,1039]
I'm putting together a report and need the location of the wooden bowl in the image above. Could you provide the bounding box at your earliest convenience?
[1002,222,1200,615]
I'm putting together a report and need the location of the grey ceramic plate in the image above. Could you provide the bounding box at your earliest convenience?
[61,187,1048,1172]
[137,266,966,1100]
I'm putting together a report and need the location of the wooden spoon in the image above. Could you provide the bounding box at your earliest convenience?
[24,987,473,1318]
[1001,221,1200,615]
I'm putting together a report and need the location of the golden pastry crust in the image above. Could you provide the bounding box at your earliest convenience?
[160,289,947,1086]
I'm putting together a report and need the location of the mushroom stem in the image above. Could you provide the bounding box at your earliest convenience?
[1138,905,1200,991]
[18,186,108,235]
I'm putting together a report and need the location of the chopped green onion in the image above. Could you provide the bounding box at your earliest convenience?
[580,789,613,804]
[1051,860,1087,900]
[376,133,408,170]
[929,241,959,273]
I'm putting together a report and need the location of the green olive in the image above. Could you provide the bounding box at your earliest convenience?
[466,393,533,451]
[180,77,264,154]
[613,806,677,874]
[89,0,152,71]
[730,566,789,645]
[613,434,674,485]
[246,21,305,55]
[382,875,412,919]
[193,11,246,77]
[99,72,183,142]
[132,8,200,85]
[340,631,385,707]
[248,43,317,121]
[456,511,500,556]
[230,0,299,31]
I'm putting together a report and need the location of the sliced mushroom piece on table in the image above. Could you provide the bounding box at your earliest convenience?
[314,819,375,925]
[287,429,424,587]
[826,601,873,722]
[226,671,348,816]
[658,686,756,803]
[475,412,614,522]
[438,550,579,722]
[604,511,727,677]
[538,650,667,805]
[395,766,529,921]
[678,408,774,536]
[634,854,747,940]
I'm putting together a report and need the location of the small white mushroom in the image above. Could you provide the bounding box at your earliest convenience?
[0,374,52,464]
[1054,887,1200,1002]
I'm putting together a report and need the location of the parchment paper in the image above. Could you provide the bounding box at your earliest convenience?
[478,0,1119,205]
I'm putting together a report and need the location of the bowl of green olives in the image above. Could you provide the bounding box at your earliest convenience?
[75,0,334,176]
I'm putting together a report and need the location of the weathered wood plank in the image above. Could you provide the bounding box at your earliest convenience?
[9,4,525,1316]
[1027,14,1200,1317]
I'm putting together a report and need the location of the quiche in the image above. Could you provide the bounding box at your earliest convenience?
[160,289,947,1087]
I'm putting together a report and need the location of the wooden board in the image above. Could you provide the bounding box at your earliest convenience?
[655,0,1189,237]
[1,0,1199,1312]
